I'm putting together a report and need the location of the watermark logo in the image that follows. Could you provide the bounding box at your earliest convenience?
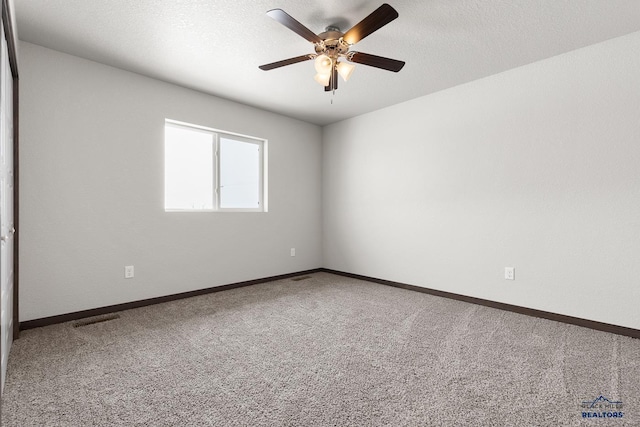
[580,395,624,419]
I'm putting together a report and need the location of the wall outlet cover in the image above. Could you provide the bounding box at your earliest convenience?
[125,265,135,279]
[505,267,515,280]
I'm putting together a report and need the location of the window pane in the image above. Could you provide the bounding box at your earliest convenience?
[219,137,260,209]
[165,125,214,210]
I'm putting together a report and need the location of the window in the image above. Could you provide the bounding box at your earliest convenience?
[164,120,266,211]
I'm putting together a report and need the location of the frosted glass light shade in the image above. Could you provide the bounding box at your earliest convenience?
[314,54,332,73]
[336,61,355,81]
[314,73,331,86]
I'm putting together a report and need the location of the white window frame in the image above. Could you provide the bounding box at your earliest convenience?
[164,119,267,213]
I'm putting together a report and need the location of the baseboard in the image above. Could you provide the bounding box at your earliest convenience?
[20,267,640,340]
[19,269,322,330]
[320,268,640,340]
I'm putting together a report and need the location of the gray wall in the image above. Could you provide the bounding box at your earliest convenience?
[19,42,323,321]
[323,32,640,329]
[19,31,640,330]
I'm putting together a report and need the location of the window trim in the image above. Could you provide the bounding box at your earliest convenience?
[164,119,268,213]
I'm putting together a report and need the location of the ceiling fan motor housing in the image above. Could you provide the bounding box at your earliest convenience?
[315,29,350,60]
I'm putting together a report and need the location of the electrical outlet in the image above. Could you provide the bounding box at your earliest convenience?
[505,267,515,280]
[290,248,296,257]
[125,265,135,279]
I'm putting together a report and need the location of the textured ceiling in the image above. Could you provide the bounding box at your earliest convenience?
[15,0,640,125]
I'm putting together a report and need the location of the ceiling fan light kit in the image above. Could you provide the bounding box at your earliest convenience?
[259,3,405,93]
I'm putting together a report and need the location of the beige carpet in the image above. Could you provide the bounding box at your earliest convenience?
[2,272,639,426]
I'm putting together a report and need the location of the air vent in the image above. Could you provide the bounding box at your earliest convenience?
[291,276,312,282]
[73,313,121,328]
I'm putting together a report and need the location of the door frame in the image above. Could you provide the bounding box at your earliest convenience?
[1,0,19,341]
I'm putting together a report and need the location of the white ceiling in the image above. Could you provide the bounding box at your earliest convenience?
[15,0,640,125]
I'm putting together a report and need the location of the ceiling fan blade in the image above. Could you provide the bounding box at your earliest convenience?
[266,9,323,44]
[342,4,399,45]
[348,52,405,72]
[259,54,314,71]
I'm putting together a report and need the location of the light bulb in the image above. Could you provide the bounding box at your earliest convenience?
[314,54,333,73]
[336,61,355,82]
[314,73,331,86]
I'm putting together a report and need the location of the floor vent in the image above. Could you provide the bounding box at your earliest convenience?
[73,314,121,328]
[291,276,312,282]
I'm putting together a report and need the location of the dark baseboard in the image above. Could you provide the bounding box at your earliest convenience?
[19,269,322,330]
[20,267,640,340]
[320,268,640,340]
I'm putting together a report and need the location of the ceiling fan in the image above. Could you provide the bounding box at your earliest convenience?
[259,3,405,92]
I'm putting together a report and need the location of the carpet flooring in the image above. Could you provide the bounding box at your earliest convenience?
[1,272,639,426]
